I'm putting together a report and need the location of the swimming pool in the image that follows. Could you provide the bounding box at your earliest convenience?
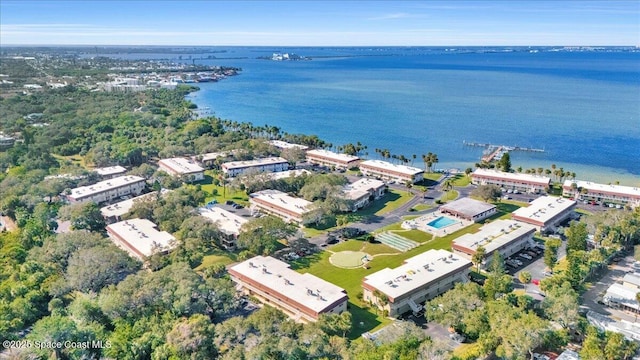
[427,216,457,229]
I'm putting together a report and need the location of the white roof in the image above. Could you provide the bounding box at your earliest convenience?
[563,180,640,198]
[158,157,204,174]
[267,169,311,180]
[623,273,640,288]
[605,283,640,311]
[100,190,168,218]
[106,218,176,258]
[306,149,360,163]
[197,151,229,162]
[69,175,145,200]
[269,140,309,150]
[222,157,289,170]
[472,168,551,186]
[440,197,496,217]
[342,178,386,200]
[250,190,313,216]
[93,165,127,176]
[230,256,347,313]
[360,160,424,176]
[512,196,576,225]
[198,207,248,236]
[363,249,471,300]
[453,219,536,254]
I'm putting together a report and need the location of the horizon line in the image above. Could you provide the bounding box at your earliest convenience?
[2,43,639,47]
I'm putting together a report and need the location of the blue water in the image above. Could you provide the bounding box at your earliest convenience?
[427,216,458,229]
[182,47,640,184]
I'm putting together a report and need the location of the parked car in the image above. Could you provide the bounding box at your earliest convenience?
[519,253,532,260]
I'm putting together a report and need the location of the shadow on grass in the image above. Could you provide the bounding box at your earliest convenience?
[495,202,520,214]
[415,179,439,187]
[289,252,325,270]
[356,191,402,216]
[196,174,215,186]
[347,301,383,340]
[306,218,338,232]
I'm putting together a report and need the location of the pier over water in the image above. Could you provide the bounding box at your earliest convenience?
[463,141,545,163]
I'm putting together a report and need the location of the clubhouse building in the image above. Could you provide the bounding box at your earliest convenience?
[358,160,424,184]
[221,157,290,177]
[66,175,146,204]
[362,249,472,317]
[249,189,312,224]
[562,180,640,208]
[511,196,577,233]
[158,157,205,182]
[471,169,551,194]
[342,178,387,211]
[452,219,537,269]
[106,218,176,261]
[305,149,360,169]
[440,197,497,222]
[229,256,348,322]
[198,207,248,249]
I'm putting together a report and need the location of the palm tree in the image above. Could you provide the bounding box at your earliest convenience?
[472,246,486,272]
[442,178,454,191]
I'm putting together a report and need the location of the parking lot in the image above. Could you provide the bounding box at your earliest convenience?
[512,239,567,298]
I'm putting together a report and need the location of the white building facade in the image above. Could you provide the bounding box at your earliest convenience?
[358,160,424,184]
[305,149,360,169]
[471,169,551,194]
[67,175,146,204]
[362,249,472,317]
[563,180,640,208]
[221,157,290,177]
[198,207,248,249]
[249,190,312,224]
[158,157,205,182]
[106,218,176,261]
[511,196,577,233]
[342,178,387,211]
[452,220,537,268]
[229,256,348,322]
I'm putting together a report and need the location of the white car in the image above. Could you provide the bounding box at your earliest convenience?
[519,253,532,260]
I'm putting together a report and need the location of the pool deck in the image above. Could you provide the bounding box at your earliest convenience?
[401,211,473,237]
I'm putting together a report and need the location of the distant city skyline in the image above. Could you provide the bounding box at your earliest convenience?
[1,1,638,46]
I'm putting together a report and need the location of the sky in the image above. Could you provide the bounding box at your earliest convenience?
[1,1,639,46]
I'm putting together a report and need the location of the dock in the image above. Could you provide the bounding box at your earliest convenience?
[463,141,545,163]
[463,141,545,153]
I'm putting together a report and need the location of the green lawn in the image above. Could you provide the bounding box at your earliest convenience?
[450,173,471,187]
[440,190,459,202]
[422,172,442,182]
[195,252,237,271]
[411,203,432,211]
[389,229,433,244]
[328,239,401,256]
[364,189,413,216]
[293,215,490,338]
[198,174,249,205]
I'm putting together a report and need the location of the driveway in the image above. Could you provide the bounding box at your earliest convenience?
[581,255,639,323]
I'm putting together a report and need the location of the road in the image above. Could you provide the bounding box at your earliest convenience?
[581,254,639,323]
